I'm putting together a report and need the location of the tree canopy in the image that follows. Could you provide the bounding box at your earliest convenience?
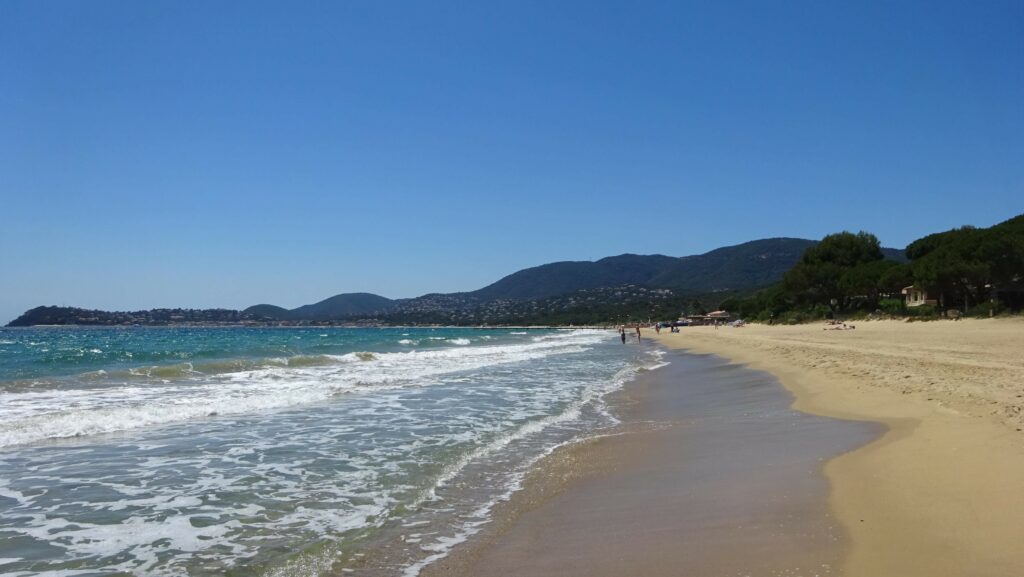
[723,214,1024,321]
[782,231,885,311]
[908,218,1024,308]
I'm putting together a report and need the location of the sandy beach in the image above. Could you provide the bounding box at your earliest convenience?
[423,318,1024,577]
[652,318,1024,577]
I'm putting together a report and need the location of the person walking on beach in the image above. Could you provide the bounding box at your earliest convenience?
[635,324,641,342]
[619,326,626,344]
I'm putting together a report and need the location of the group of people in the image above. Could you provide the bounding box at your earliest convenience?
[654,322,680,333]
[618,324,642,344]
[824,320,856,330]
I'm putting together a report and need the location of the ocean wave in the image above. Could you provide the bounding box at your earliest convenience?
[12,355,340,386]
[0,331,608,447]
[0,328,645,577]
[401,345,663,576]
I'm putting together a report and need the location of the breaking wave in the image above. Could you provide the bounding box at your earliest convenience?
[0,331,606,448]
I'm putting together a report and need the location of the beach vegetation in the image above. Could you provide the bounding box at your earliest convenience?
[721,213,1024,322]
[965,301,1005,318]
[905,304,938,319]
[878,298,905,317]
[878,263,914,296]
[782,231,886,312]
[907,219,1024,312]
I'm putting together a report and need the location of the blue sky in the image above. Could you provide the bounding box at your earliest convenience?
[2,1,1022,323]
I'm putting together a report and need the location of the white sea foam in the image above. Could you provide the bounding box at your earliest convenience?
[0,328,649,577]
[0,331,606,448]
[400,346,666,576]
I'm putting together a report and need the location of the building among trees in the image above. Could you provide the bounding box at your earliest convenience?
[901,286,936,308]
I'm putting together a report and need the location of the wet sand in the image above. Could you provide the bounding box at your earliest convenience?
[422,349,878,577]
[652,319,1024,577]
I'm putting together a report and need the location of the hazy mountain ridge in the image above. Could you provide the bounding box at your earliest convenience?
[242,238,906,321]
[8,237,907,326]
[7,306,264,327]
[289,293,397,320]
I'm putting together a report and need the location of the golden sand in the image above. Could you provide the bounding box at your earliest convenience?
[652,317,1024,577]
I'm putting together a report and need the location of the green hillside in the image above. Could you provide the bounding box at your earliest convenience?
[243,304,293,320]
[265,293,396,321]
[468,238,905,301]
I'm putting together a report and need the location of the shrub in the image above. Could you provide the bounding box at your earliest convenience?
[966,301,1005,317]
[906,304,937,318]
[810,304,832,319]
[878,298,905,317]
[785,312,811,324]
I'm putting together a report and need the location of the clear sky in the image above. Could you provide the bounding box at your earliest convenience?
[2,1,1022,323]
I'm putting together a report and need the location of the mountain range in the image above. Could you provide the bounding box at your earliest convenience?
[242,238,906,321]
[8,237,907,327]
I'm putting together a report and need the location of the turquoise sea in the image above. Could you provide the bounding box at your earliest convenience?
[0,327,662,576]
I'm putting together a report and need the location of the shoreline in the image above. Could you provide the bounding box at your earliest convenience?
[2,324,608,330]
[651,318,1024,576]
[419,343,878,577]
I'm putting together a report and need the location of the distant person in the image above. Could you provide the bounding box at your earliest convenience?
[620,329,626,344]
[635,324,641,342]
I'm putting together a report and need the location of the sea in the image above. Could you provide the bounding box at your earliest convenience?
[0,326,663,576]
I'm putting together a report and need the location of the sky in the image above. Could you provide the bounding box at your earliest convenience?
[2,1,1022,323]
